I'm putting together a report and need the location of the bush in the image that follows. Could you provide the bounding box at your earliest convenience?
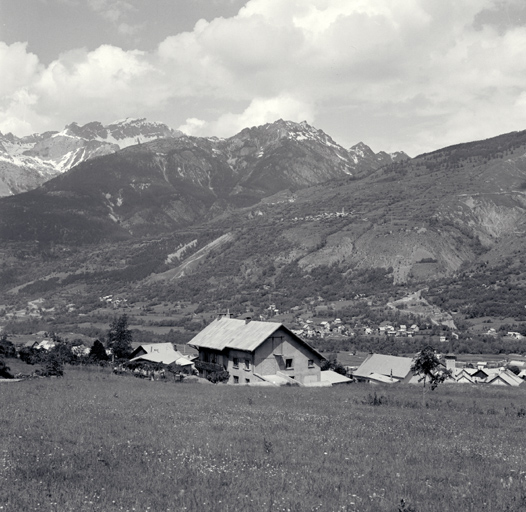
[207,370,230,383]
[0,358,14,379]
[18,346,42,365]
[40,354,64,377]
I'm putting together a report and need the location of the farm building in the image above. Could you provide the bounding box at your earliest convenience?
[129,343,194,370]
[188,317,324,385]
[353,353,414,383]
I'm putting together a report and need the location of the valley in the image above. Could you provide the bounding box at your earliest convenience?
[1,120,526,358]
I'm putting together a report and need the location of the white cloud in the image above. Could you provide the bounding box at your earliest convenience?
[3,0,526,154]
[178,118,207,136]
[206,95,316,137]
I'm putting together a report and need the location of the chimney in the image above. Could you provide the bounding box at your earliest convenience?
[245,316,252,324]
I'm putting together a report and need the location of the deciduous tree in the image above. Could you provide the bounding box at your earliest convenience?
[411,346,451,390]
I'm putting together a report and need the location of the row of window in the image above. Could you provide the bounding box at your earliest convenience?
[233,376,250,384]
[205,354,316,371]
[232,357,251,370]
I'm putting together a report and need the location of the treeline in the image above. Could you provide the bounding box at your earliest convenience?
[311,334,526,356]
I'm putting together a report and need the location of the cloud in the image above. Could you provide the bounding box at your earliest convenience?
[86,0,142,36]
[203,95,315,137]
[178,118,206,136]
[3,0,526,154]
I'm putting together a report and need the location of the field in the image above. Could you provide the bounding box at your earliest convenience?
[1,368,526,512]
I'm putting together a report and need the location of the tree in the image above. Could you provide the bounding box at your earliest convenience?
[321,354,347,376]
[41,353,64,377]
[107,314,133,360]
[411,346,451,390]
[89,339,109,362]
[0,334,16,358]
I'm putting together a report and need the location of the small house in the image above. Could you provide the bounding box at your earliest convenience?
[129,343,194,370]
[353,353,414,383]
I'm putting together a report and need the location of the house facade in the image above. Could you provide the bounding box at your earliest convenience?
[189,317,323,385]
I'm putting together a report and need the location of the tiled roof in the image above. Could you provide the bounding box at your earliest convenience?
[353,353,413,380]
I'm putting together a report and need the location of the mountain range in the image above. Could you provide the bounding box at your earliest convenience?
[1,118,526,328]
[0,119,408,243]
[0,118,183,197]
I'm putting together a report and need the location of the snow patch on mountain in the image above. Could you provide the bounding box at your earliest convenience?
[0,119,184,197]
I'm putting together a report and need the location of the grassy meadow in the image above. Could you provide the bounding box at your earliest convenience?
[1,368,526,512]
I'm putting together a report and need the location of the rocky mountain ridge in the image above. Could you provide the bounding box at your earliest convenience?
[0,118,405,198]
[0,118,183,197]
[0,119,408,243]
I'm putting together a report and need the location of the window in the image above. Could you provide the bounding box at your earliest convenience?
[308,359,314,368]
[245,378,250,384]
[203,352,209,362]
[233,357,239,369]
[285,358,293,369]
[244,359,250,370]
[233,376,239,384]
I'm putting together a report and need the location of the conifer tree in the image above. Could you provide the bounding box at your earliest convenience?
[107,314,133,360]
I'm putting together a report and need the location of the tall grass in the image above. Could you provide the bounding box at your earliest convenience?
[1,367,526,511]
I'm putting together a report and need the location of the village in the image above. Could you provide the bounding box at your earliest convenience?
[2,312,525,388]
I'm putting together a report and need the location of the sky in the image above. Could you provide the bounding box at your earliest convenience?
[1,0,526,156]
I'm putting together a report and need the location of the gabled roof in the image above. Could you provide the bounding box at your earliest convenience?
[130,351,193,366]
[486,370,523,387]
[129,343,190,365]
[189,317,324,357]
[130,342,175,356]
[353,353,413,380]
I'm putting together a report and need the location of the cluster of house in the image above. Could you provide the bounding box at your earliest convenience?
[352,353,525,387]
[485,328,526,340]
[11,317,525,388]
[185,317,524,387]
[99,295,128,307]
[290,208,350,223]
[292,320,428,339]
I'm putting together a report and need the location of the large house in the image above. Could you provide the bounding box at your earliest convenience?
[188,316,324,385]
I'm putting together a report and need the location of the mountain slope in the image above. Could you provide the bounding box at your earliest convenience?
[2,125,526,328]
[0,120,402,243]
